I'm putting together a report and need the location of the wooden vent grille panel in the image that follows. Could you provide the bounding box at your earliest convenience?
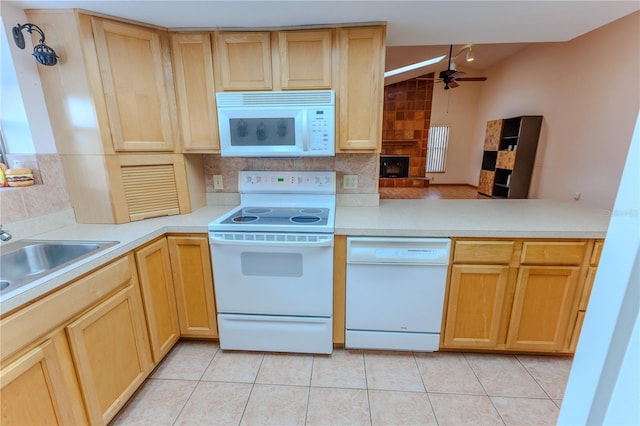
[121,164,180,221]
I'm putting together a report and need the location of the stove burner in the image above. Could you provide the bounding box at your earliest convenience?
[232,215,259,223]
[243,207,272,215]
[290,215,321,224]
[300,208,324,214]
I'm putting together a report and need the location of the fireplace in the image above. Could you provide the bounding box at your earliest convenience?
[380,156,410,178]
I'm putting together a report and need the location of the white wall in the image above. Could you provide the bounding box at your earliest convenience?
[558,109,639,425]
[428,76,482,184]
[431,12,639,209]
[471,12,639,209]
[0,3,57,154]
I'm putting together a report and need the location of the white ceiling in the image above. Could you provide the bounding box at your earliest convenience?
[5,0,639,79]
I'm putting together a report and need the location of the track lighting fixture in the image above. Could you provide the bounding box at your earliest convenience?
[465,47,475,62]
[12,23,58,66]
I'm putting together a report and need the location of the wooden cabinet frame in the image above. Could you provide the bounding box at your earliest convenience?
[442,238,601,354]
[66,285,152,424]
[91,18,176,152]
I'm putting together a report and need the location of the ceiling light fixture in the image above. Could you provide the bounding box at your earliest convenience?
[12,23,58,66]
[384,55,446,78]
[465,47,475,62]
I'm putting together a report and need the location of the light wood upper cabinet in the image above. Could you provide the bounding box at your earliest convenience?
[337,26,386,152]
[0,333,87,425]
[214,32,272,90]
[92,18,176,152]
[171,33,220,152]
[167,235,218,338]
[278,30,333,89]
[135,238,181,363]
[66,284,152,425]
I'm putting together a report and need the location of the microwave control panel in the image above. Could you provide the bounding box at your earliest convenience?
[309,109,332,151]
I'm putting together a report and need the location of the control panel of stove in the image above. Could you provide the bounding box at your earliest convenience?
[239,171,336,194]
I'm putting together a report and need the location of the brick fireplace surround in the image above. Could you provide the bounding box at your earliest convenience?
[380,74,434,188]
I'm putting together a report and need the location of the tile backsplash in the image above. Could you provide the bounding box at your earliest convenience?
[203,153,379,195]
[0,154,73,224]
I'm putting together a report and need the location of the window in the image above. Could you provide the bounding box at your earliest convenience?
[426,125,449,173]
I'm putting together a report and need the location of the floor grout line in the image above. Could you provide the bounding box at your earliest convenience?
[119,342,570,425]
[413,351,440,425]
[462,352,507,425]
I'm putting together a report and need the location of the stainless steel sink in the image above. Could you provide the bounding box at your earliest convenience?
[0,240,119,296]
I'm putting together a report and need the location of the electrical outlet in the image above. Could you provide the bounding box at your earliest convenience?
[343,175,358,189]
[213,175,224,190]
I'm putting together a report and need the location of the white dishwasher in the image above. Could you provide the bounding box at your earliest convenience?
[345,237,451,352]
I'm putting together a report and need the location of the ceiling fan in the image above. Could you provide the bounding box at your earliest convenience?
[419,45,487,90]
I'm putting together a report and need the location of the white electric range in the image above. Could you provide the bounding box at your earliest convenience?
[208,171,336,354]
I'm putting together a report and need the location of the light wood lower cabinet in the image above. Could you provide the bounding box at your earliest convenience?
[333,235,347,345]
[135,238,181,363]
[442,238,602,354]
[506,266,580,351]
[168,235,218,338]
[66,285,152,425]
[0,331,87,425]
[443,265,512,349]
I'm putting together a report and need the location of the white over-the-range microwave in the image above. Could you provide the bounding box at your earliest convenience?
[216,90,335,157]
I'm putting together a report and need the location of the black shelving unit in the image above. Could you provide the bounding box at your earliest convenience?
[478,115,543,199]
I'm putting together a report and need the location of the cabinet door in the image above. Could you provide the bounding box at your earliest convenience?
[506,266,580,352]
[167,235,218,338]
[278,30,332,89]
[337,26,386,151]
[442,265,511,349]
[483,119,502,150]
[92,18,175,152]
[135,238,180,363]
[66,285,152,425]
[215,32,272,90]
[477,170,495,196]
[0,334,86,425]
[171,33,220,152]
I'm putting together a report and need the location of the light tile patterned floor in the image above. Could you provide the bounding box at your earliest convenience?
[111,340,572,425]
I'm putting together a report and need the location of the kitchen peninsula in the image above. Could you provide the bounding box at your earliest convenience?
[0,198,609,424]
[1,198,609,315]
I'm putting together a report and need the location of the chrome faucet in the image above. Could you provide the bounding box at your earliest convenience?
[0,225,12,242]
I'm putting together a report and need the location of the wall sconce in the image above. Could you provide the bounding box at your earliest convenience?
[12,23,58,66]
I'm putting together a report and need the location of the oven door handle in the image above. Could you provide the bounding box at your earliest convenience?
[209,234,334,248]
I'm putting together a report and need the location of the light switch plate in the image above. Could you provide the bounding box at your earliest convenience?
[343,175,358,189]
[213,175,224,190]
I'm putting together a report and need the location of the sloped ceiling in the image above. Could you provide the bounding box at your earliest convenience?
[5,0,639,80]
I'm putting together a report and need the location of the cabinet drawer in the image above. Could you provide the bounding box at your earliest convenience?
[453,241,515,264]
[520,241,587,265]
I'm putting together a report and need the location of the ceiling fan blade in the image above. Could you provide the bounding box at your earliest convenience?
[450,71,466,79]
[456,77,487,82]
[449,81,459,89]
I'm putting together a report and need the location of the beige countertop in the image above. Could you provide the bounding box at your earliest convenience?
[335,199,611,238]
[1,199,610,315]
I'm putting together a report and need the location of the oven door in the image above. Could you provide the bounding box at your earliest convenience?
[209,233,334,316]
